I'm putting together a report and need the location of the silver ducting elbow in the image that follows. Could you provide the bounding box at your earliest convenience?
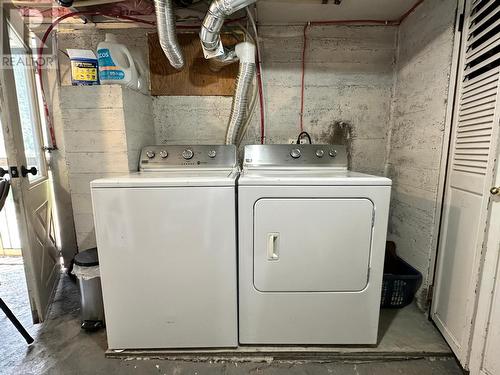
[225,42,256,145]
[154,0,184,70]
[200,0,257,59]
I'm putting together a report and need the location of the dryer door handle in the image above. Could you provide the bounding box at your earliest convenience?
[267,233,280,261]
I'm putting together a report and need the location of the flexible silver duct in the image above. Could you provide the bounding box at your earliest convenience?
[199,0,257,144]
[226,62,255,144]
[154,0,185,70]
[225,43,256,144]
[200,0,257,59]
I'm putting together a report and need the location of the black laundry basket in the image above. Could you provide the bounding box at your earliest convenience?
[381,242,422,308]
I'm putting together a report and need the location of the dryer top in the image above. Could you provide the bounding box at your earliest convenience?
[243,144,347,170]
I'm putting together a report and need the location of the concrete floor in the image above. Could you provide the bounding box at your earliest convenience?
[0,257,464,374]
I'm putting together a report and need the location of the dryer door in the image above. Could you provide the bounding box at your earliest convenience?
[253,198,374,292]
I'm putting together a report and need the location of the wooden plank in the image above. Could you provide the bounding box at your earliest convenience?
[148,32,239,96]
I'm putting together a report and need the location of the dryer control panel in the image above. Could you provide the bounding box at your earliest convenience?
[243,144,348,169]
[139,145,237,171]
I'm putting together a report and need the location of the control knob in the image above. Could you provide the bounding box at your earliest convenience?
[182,148,194,160]
[316,149,324,158]
[290,148,301,159]
[146,150,155,159]
[208,150,217,158]
[329,149,337,157]
[159,150,168,158]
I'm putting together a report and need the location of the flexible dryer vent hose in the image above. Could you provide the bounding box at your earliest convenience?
[225,42,256,144]
[154,0,185,69]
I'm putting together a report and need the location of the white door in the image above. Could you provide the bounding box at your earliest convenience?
[468,150,500,375]
[0,12,59,323]
[431,0,500,369]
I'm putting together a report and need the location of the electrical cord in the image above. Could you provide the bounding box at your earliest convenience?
[297,131,312,144]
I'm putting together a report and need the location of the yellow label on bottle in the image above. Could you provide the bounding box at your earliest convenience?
[71,60,99,85]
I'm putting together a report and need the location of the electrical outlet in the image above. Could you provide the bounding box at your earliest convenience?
[298,138,309,144]
[288,137,309,144]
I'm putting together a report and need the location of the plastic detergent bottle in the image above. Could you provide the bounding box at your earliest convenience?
[97,34,142,90]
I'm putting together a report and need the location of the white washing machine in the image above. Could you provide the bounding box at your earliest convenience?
[91,145,238,349]
[238,144,391,345]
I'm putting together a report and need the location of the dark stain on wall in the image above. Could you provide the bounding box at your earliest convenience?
[319,120,353,169]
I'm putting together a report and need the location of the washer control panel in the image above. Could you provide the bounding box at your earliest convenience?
[139,145,237,171]
[243,144,348,169]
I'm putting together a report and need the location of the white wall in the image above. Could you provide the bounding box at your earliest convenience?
[386,0,458,307]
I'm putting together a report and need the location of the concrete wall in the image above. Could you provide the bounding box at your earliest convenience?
[57,86,154,249]
[155,25,397,175]
[386,0,458,307]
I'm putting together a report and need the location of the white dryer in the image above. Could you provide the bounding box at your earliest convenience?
[238,144,391,345]
[91,145,238,349]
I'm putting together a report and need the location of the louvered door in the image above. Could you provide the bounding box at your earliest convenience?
[432,0,500,369]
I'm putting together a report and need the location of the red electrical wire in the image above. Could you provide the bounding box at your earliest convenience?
[398,0,424,23]
[299,22,309,133]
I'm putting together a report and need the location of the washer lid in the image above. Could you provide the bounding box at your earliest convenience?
[91,170,238,188]
[239,170,391,186]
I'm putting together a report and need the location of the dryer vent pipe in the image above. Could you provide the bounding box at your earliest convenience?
[154,0,185,70]
[200,0,257,60]
[200,0,257,144]
[225,42,256,145]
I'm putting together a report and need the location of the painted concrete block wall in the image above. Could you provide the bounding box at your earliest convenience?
[58,85,154,249]
[154,25,397,175]
[386,0,458,307]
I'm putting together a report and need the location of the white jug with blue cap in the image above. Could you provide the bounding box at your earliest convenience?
[97,33,145,91]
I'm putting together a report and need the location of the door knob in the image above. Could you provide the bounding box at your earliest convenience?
[491,186,500,196]
[21,166,37,177]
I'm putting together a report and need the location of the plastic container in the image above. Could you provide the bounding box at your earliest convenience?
[380,242,423,308]
[72,248,105,331]
[97,33,144,91]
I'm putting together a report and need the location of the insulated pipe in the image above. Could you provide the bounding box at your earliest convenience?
[200,0,256,59]
[154,0,185,70]
[225,42,256,144]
